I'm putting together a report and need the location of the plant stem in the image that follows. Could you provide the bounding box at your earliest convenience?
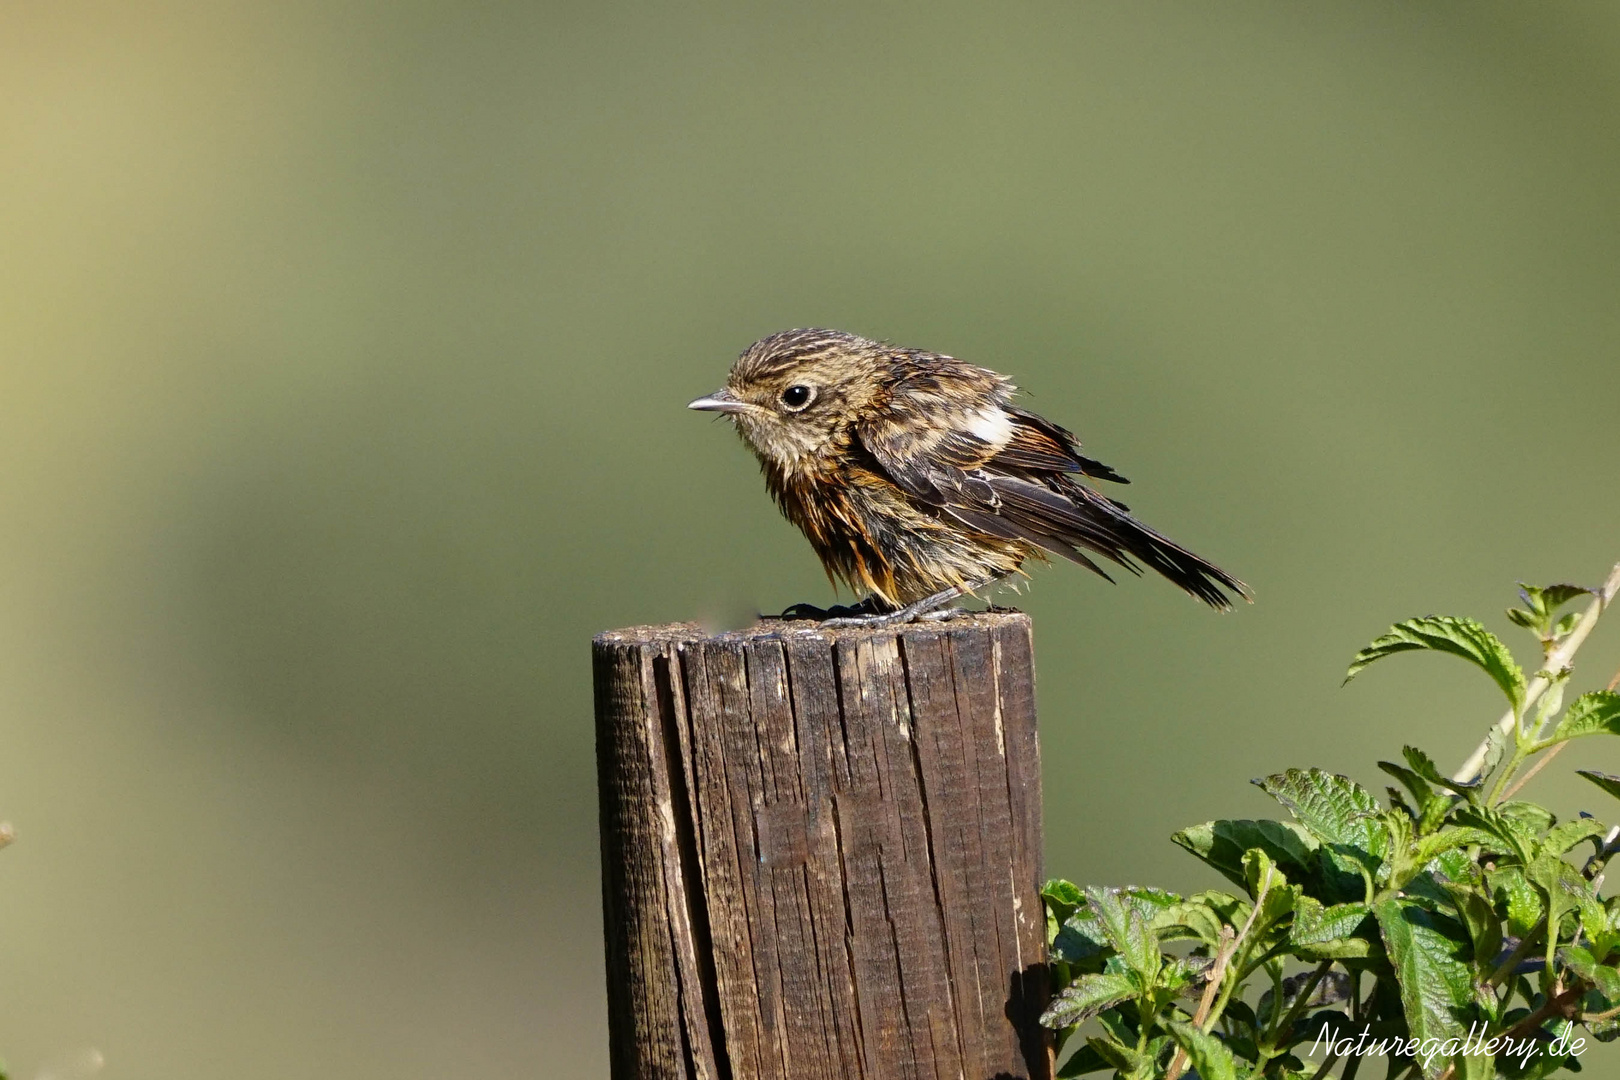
[1497,660,1620,802]
[1165,924,1236,1080]
[1453,562,1620,784]
[1498,982,1586,1042]
[1487,923,1546,988]
[1487,744,1528,806]
[1167,880,1273,1080]
[1500,742,1565,801]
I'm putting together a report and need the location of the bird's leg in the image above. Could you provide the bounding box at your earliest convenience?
[817,578,1001,629]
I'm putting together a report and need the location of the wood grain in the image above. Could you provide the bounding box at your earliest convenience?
[594,612,1050,1080]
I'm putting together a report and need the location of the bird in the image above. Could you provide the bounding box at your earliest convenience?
[688,328,1249,626]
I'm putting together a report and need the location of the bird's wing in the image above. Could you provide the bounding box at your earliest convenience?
[855,369,1136,575]
[855,366,1247,608]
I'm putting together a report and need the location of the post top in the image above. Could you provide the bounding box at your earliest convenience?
[592,607,1030,648]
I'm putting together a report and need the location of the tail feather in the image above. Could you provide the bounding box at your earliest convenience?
[1035,479,1250,610]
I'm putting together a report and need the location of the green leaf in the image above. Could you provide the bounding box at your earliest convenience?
[1082,1035,1138,1074]
[1290,895,1372,945]
[1527,583,1595,611]
[1541,818,1607,857]
[1043,878,1085,943]
[1052,914,1108,965]
[1549,691,1620,743]
[1055,1042,1111,1077]
[1457,1046,1496,1080]
[1164,1019,1242,1080]
[1087,887,1159,984]
[1560,945,1620,1003]
[1402,745,1483,799]
[1039,971,1138,1029]
[1488,867,1544,939]
[1454,805,1536,865]
[1255,768,1386,854]
[1171,819,1319,891]
[1497,800,1557,837]
[1153,897,1229,946]
[1373,899,1476,1079]
[1413,826,1491,868]
[1345,616,1526,713]
[1242,849,1298,937]
[1444,885,1502,975]
[1292,936,1375,960]
[1380,760,1435,808]
[1507,583,1595,640]
[1042,878,1085,911]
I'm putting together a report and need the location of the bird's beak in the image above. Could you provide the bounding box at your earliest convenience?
[687,388,749,414]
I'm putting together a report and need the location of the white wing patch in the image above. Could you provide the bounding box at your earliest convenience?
[964,406,1014,448]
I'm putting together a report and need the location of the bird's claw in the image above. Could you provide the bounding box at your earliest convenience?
[769,600,880,622]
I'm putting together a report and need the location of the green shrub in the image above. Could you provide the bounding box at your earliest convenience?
[1042,570,1620,1080]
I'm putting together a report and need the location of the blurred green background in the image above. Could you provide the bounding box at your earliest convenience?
[3,2,1619,1076]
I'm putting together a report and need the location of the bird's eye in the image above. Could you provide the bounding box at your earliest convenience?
[779,385,815,411]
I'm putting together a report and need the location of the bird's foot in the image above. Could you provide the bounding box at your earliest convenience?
[816,584,972,628]
[768,580,999,629]
[769,598,884,622]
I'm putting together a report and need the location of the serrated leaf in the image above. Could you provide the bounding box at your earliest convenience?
[1293,936,1375,960]
[1488,867,1544,939]
[1087,887,1159,984]
[1526,853,1592,930]
[1455,806,1535,865]
[1560,945,1620,1003]
[1403,745,1483,798]
[1509,583,1595,640]
[1256,768,1386,854]
[1117,886,1184,923]
[1380,760,1435,807]
[1522,582,1595,616]
[1171,819,1319,891]
[1153,898,1228,946]
[1345,616,1526,712]
[1497,800,1557,837]
[1373,899,1476,1079]
[1430,845,1483,888]
[1549,691,1620,744]
[1542,818,1607,857]
[1414,826,1490,868]
[1040,971,1138,1029]
[1190,889,1249,930]
[1164,1019,1241,1080]
[1291,895,1372,945]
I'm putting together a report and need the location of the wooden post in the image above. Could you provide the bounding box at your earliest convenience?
[593,611,1050,1080]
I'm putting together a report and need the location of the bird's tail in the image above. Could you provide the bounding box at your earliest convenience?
[1050,480,1251,610]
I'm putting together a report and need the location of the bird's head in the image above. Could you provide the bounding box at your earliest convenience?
[688,328,888,470]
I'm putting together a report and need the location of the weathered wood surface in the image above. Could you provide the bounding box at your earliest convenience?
[594,611,1050,1080]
